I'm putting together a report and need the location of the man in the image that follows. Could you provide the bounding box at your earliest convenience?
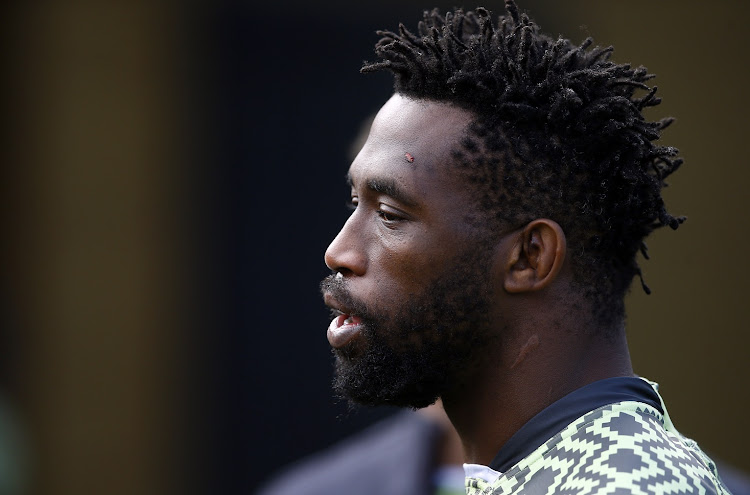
[321,1,730,494]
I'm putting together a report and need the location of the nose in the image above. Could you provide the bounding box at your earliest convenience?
[324,214,367,276]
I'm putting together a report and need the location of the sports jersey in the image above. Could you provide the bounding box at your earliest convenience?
[465,378,730,495]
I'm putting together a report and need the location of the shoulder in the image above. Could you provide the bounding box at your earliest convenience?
[486,403,730,495]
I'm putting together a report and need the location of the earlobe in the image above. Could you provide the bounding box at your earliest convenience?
[503,219,566,293]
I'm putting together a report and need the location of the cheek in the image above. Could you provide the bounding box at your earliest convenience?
[373,244,449,296]
[366,218,476,299]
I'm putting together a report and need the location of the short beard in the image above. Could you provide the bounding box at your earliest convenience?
[321,248,494,410]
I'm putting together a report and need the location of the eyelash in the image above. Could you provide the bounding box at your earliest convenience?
[376,210,400,223]
[347,198,403,224]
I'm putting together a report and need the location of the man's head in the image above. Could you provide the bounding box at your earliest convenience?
[322,96,499,408]
[322,1,682,408]
[362,1,684,325]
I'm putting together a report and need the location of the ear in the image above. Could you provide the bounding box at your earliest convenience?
[503,219,567,293]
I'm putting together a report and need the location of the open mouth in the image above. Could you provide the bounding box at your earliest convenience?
[327,311,364,349]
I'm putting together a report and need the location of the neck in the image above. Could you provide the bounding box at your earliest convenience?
[442,324,633,465]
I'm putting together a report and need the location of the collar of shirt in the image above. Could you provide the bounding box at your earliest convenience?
[486,376,662,474]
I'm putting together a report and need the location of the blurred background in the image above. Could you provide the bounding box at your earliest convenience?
[2,1,749,494]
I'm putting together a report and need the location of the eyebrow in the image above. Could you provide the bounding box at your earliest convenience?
[346,173,419,208]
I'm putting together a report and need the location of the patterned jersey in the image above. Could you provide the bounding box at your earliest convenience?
[466,383,730,495]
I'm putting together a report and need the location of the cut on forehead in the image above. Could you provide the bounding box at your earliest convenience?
[351,93,478,187]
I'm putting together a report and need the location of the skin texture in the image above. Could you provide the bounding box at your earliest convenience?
[325,95,480,294]
[322,95,498,407]
[321,246,496,408]
[418,400,465,466]
[323,94,635,465]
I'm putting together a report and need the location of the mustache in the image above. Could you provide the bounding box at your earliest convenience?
[320,274,373,320]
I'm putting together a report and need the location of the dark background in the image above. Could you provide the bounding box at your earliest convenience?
[3,1,750,494]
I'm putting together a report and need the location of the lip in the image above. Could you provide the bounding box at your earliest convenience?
[324,294,364,349]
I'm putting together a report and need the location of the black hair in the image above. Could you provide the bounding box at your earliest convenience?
[361,0,684,329]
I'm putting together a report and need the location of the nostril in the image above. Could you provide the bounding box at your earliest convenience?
[332,268,353,278]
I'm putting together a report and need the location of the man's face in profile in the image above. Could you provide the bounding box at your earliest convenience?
[322,95,498,408]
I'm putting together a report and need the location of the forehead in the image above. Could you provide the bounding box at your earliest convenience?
[349,94,475,195]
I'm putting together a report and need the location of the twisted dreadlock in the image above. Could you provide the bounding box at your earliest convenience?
[362,0,684,329]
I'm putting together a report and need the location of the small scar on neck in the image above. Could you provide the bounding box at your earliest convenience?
[510,334,540,370]
[405,152,415,163]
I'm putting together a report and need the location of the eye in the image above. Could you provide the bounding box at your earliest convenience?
[376,205,404,224]
[346,197,359,211]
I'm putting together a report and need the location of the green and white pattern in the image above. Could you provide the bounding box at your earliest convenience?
[466,382,729,495]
